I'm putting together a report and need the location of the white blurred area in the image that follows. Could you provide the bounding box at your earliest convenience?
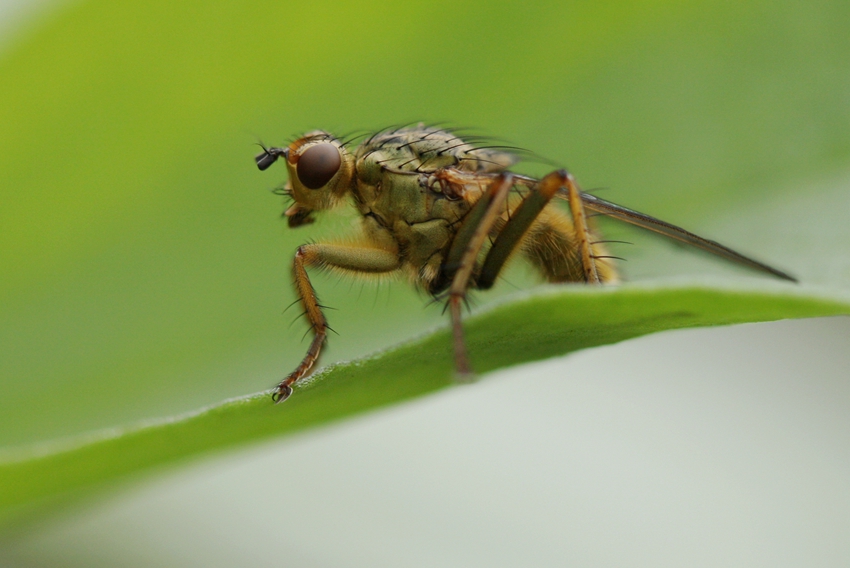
[0,0,63,50]
[3,317,850,567]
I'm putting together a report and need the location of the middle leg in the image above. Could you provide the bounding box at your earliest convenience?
[443,173,515,378]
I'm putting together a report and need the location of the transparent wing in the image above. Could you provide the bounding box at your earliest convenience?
[579,192,797,282]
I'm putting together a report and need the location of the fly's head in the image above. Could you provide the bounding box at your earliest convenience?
[256,131,355,227]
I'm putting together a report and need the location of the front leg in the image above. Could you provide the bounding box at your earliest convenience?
[274,242,401,402]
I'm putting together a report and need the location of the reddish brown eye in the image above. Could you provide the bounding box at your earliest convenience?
[296,143,341,189]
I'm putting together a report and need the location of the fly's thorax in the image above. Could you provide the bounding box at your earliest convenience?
[283,131,355,214]
[353,125,517,186]
[353,164,474,289]
[355,161,474,229]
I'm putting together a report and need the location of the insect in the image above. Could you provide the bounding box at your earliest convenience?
[256,124,795,402]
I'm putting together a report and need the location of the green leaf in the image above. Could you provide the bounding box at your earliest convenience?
[2,284,848,525]
[2,0,850,529]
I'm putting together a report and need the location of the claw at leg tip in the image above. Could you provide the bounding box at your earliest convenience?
[272,384,293,404]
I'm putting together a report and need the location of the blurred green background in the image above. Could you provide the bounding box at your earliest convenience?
[3,0,850,565]
[2,0,849,452]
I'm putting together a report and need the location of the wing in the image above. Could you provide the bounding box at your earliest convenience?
[579,192,797,282]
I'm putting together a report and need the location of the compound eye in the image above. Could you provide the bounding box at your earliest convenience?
[296,143,341,189]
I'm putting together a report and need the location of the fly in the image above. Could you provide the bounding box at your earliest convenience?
[256,124,796,402]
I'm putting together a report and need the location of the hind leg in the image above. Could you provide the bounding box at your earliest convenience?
[477,171,611,288]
